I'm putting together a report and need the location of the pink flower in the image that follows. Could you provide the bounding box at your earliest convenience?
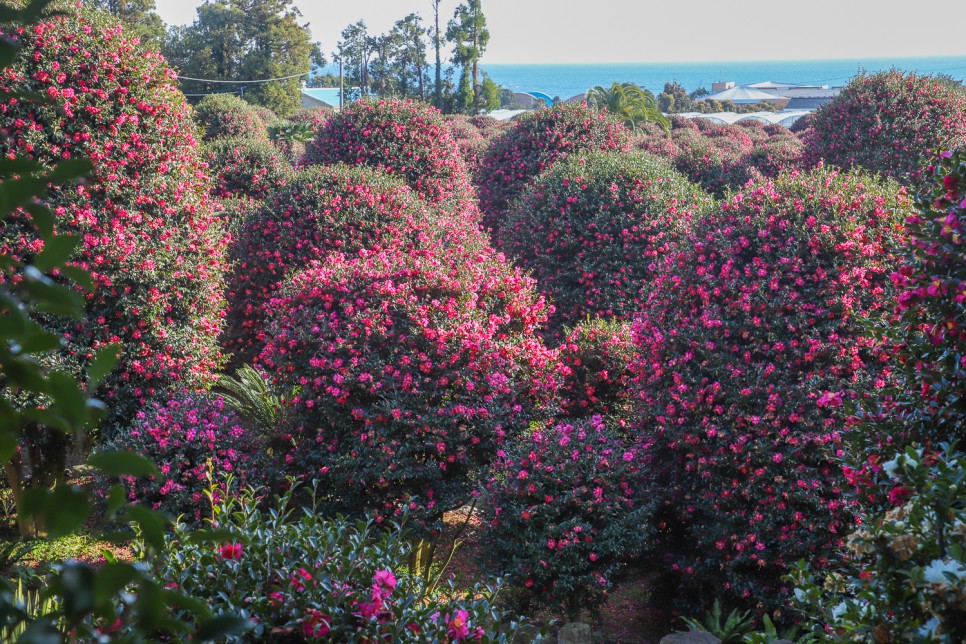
[218,542,243,560]
[446,609,470,640]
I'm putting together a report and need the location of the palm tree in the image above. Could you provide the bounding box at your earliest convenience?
[586,81,669,132]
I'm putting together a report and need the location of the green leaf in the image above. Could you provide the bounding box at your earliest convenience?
[107,484,126,513]
[44,486,90,538]
[48,158,93,183]
[0,427,18,463]
[124,505,168,551]
[194,615,253,641]
[57,265,94,290]
[184,528,237,545]
[93,562,140,607]
[47,371,88,429]
[15,619,61,644]
[0,157,44,176]
[33,234,80,272]
[23,203,55,239]
[86,343,121,388]
[15,329,63,354]
[88,451,158,478]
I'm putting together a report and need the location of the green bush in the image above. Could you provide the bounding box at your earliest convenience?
[194,93,270,142]
[152,479,533,642]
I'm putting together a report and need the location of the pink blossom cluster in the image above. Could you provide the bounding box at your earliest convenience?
[201,136,293,202]
[477,103,631,230]
[480,415,644,614]
[0,9,228,433]
[302,98,479,220]
[193,93,270,142]
[258,247,559,533]
[496,150,710,334]
[630,165,911,609]
[100,393,265,521]
[637,118,804,196]
[802,71,966,183]
[443,113,511,181]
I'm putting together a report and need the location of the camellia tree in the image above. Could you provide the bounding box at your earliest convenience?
[0,4,228,542]
[631,166,911,614]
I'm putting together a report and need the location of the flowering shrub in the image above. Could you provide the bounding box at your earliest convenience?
[802,71,966,183]
[223,165,460,364]
[153,480,532,642]
[193,93,270,141]
[631,166,911,611]
[302,98,477,216]
[477,103,631,230]
[202,136,293,202]
[497,151,709,333]
[783,151,966,642]
[258,249,558,534]
[556,318,638,426]
[637,119,804,196]
[98,394,266,522]
[480,417,646,617]
[0,9,227,435]
[444,114,511,181]
[249,104,278,126]
[789,445,966,641]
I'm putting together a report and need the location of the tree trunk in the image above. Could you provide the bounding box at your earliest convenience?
[433,0,442,108]
[5,453,37,539]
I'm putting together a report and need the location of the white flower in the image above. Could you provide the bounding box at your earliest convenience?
[922,559,966,584]
[881,457,900,479]
[830,601,849,620]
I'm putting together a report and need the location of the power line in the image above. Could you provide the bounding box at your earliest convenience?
[176,71,311,84]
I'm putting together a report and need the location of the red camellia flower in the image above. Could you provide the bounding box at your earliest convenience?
[887,486,913,505]
[219,542,243,560]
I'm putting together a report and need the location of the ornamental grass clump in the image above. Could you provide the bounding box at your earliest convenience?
[258,249,558,535]
[193,93,269,141]
[0,9,228,436]
[479,416,646,618]
[556,318,638,427]
[477,103,631,230]
[498,151,710,334]
[99,394,267,523]
[201,136,293,202]
[631,166,911,613]
[802,70,966,183]
[223,164,471,365]
[302,98,477,218]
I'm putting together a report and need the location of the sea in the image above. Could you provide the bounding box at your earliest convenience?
[480,56,966,100]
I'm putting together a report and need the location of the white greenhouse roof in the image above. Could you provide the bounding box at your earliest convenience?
[675,110,812,127]
[701,85,783,103]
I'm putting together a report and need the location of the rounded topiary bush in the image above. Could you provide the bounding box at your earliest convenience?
[0,9,228,435]
[557,318,638,426]
[223,165,462,365]
[193,93,269,142]
[498,151,710,334]
[250,104,278,126]
[202,136,293,201]
[478,103,631,230]
[259,249,558,535]
[631,166,911,613]
[802,70,966,182]
[302,99,477,216]
[100,393,266,522]
[479,416,645,618]
[637,119,804,196]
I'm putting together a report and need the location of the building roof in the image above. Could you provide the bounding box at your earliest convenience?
[784,97,834,110]
[301,87,343,108]
[488,109,529,121]
[676,110,812,127]
[701,85,784,104]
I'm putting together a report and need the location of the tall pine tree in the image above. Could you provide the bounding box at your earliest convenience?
[446,0,489,114]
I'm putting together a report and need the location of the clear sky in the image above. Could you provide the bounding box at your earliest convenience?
[155,1,966,64]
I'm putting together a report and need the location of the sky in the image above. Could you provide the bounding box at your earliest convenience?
[155,1,966,65]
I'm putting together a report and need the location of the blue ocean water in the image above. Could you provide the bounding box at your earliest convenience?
[482,57,966,100]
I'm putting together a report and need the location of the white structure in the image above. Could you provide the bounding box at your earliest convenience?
[701,85,786,104]
[675,110,812,127]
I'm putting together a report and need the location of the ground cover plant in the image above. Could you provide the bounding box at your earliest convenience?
[497,150,711,335]
[154,480,532,642]
[802,70,966,183]
[477,103,631,230]
[0,6,228,444]
[630,166,912,614]
[258,248,558,535]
